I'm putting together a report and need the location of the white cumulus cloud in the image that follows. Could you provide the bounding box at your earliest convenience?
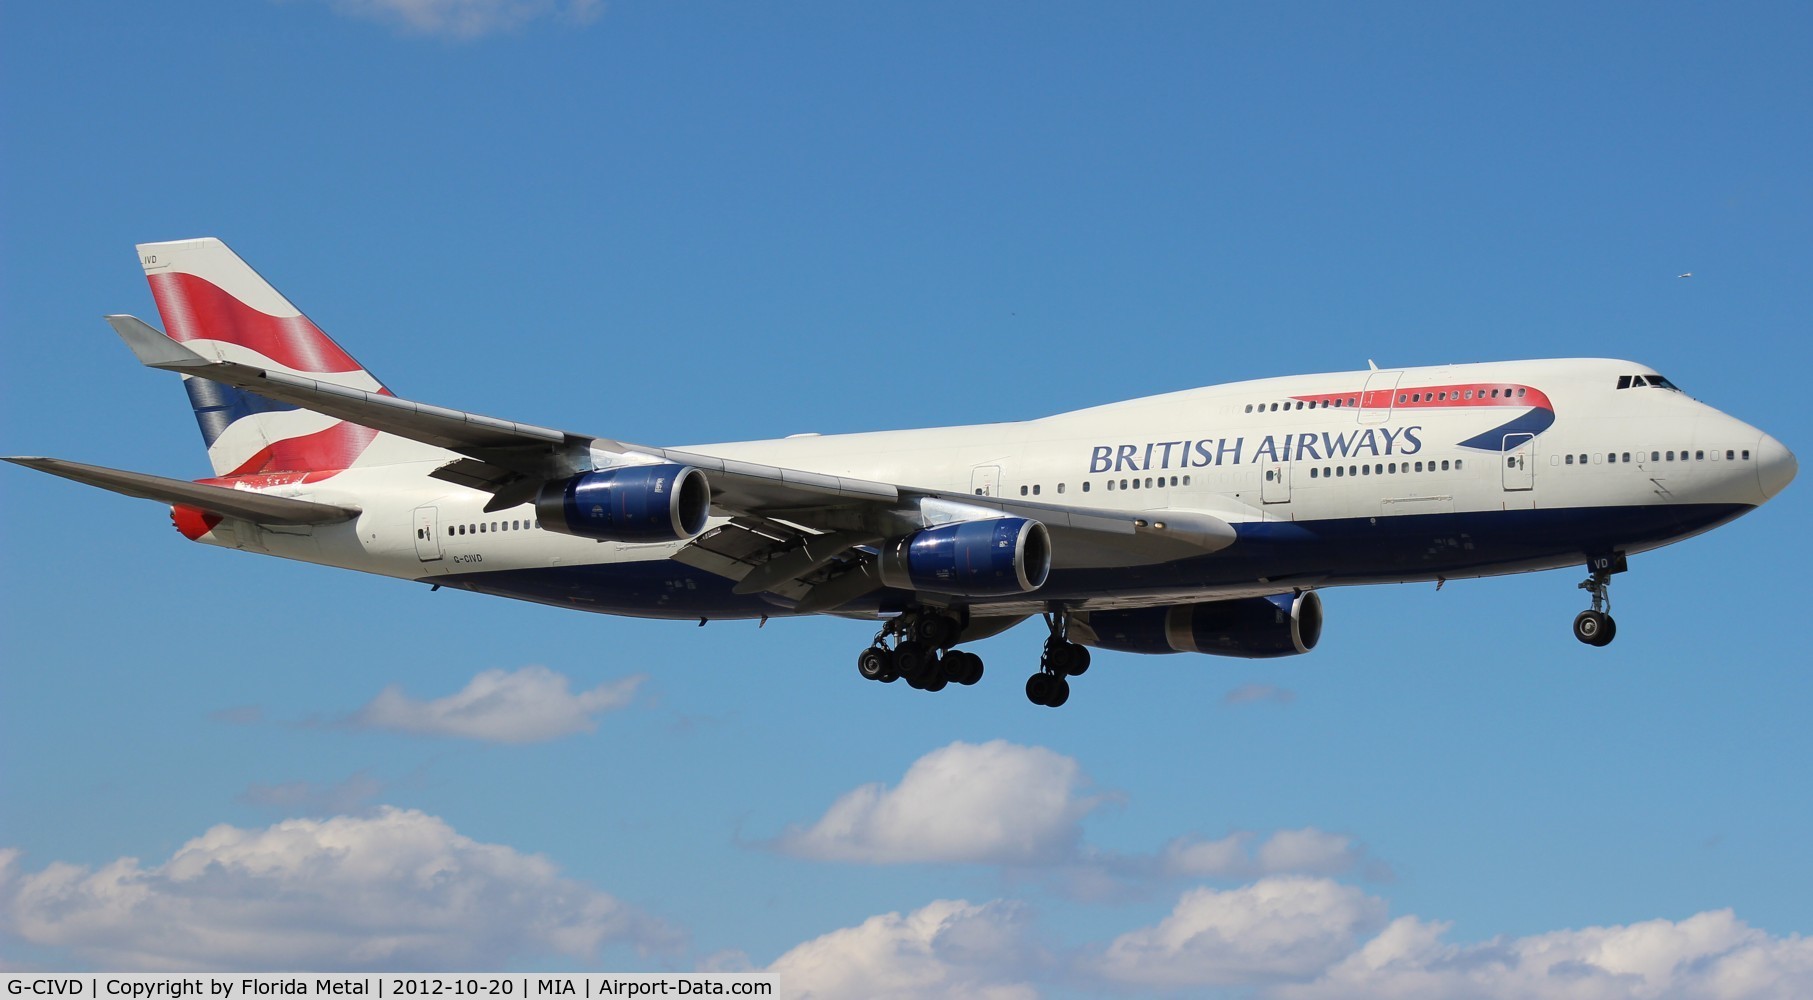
[317,0,603,39]
[351,666,643,743]
[1160,831,1256,878]
[1256,828,1367,877]
[0,808,678,970]
[753,883,1813,999]
[1161,827,1372,880]
[1095,876,1388,989]
[764,899,1042,1000]
[1274,909,1813,1000]
[774,741,1105,865]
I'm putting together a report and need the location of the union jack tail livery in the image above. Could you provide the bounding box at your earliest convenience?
[138,238,424,478]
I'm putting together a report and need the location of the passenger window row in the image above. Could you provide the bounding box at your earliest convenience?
[1397,387,1525,402]
[1552,448,1748,467]
[1244,387,1534,414]
[1248,398,1352,413]
[1308,460,1461,480]
[447,519,540,537]
[1003,476,1196,497]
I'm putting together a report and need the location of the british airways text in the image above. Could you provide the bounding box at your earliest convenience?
[1088,426,1424,473]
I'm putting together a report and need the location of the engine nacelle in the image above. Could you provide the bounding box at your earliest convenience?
[1077,592,1323,658]
[877,517,1051,597]
[534,464,711,543]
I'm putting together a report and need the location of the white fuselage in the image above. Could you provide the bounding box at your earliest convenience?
[195,358,1793,620]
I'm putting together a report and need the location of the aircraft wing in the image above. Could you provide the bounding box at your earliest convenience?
[112,314,903,513]
[111,314,1237,605]
[2,456,360,524]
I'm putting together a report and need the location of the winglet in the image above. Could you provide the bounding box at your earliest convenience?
[106,314,209,369]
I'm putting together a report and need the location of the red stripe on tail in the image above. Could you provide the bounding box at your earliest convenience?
[148,271,369,377]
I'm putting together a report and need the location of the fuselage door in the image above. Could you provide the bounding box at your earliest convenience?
[413,506,443,561]
[1357,370,1403,425]
[970,465,1002,497]
[1502,434,1535,491]
[1262,462,1292,503]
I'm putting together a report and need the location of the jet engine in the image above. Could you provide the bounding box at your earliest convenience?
[534,463,711,543]
[1076,591,1323,658]
[877,517,1051,597]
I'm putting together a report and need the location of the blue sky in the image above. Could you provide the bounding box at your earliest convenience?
[2,0,1810,994]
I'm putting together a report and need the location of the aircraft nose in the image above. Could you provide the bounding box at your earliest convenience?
[1756,433,1797,500]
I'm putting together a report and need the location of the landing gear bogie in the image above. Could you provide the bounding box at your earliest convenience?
[856,605,1087,706]
[1024,610,1088,707]
[859,611,985,695]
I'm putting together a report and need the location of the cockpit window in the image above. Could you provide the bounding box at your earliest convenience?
[1617,374,1682,391]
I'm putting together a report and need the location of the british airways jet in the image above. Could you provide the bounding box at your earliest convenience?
[6,239,1797,707]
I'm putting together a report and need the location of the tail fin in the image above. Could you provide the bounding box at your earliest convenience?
[138,238,417,478]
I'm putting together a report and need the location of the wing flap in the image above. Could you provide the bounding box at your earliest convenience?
[3,456,360,525]
[672,522,815,603]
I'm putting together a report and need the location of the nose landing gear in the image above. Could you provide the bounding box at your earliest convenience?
[1573,554,1625,647]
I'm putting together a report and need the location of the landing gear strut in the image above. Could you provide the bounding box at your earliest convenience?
[1572,554,1624,647]
[856,609,983,692]
[1026,610,1090,708]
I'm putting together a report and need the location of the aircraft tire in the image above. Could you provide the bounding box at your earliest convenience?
[941,650,982,685]
[1573,611,1614,646]
[1025,673,1052,706]
[857,646,896,682]
[914,614,960,649]
[1062,643,1091,676]
[895,640,931,679]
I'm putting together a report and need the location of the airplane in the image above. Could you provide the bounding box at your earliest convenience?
[5,239,1798,708]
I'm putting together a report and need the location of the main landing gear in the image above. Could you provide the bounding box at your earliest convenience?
[1572,553,1626,647]
[856,610,984,692]
[854,606,1091,707]
[1025,611,1090,708]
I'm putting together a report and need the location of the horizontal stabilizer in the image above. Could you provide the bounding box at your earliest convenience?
[2,456,360,525]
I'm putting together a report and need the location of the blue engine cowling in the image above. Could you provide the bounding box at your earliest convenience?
[876,517,1051,597]
[534,464,711,542]
[1076,592,1323,658]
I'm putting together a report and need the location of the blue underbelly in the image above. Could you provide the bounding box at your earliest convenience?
[428,503,1751,620]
